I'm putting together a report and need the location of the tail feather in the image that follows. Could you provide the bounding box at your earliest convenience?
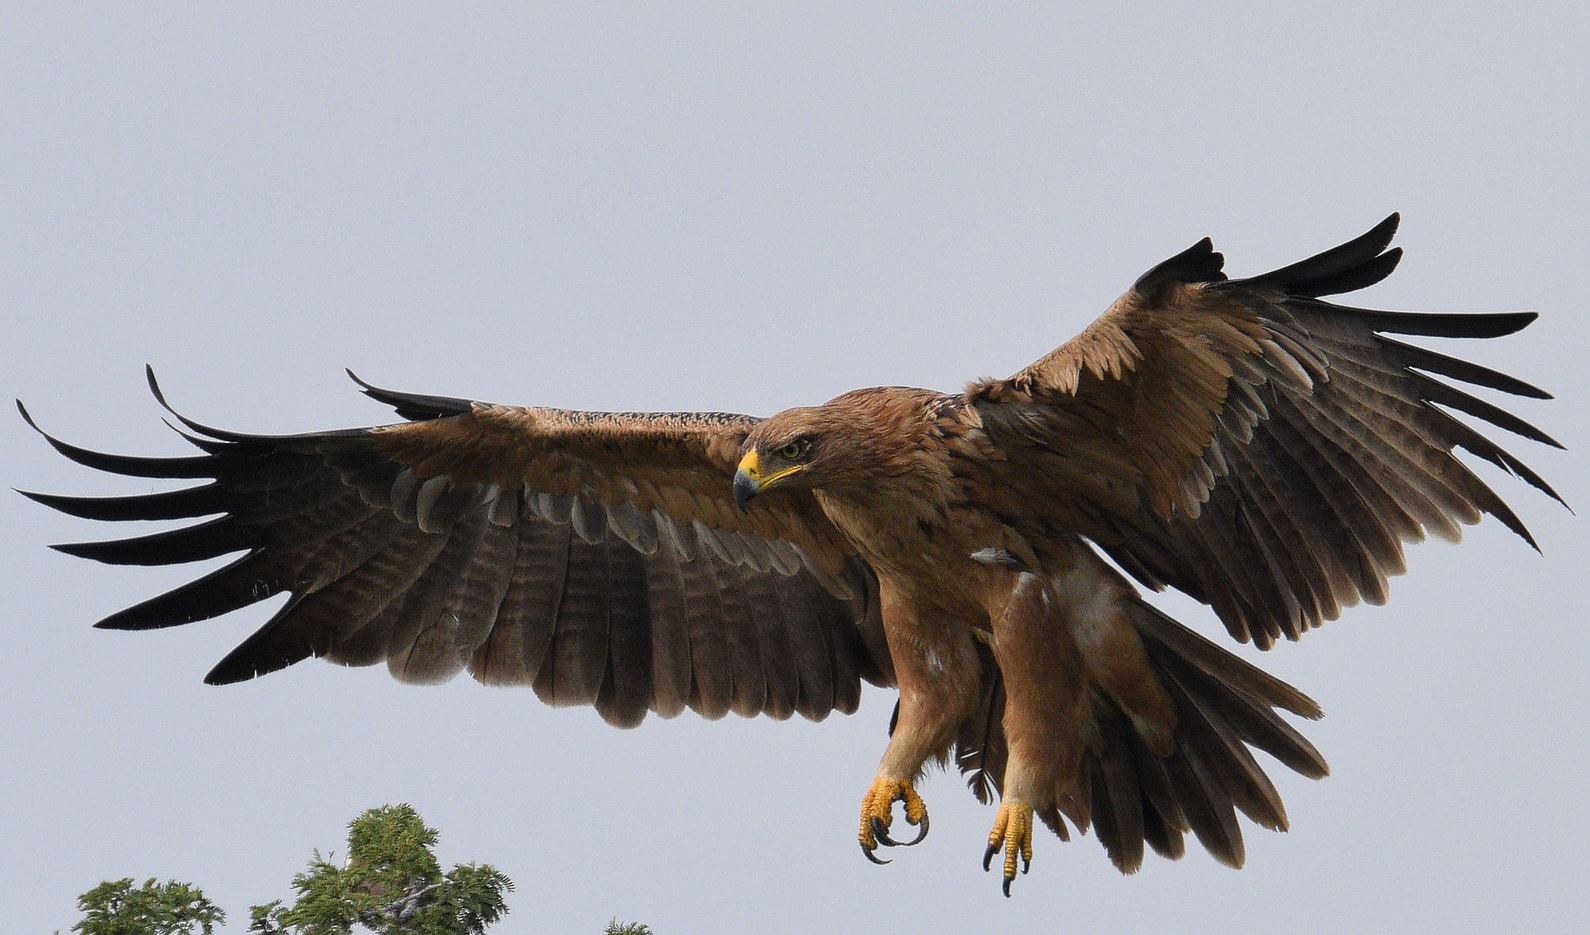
[1153,639,1329,779]
[1160,664,1288,831]
[1130,599,1322,719]
[1166,740,1246,868]
[956,597,1329,874]
[1088,707,1148,871]
[1131,732,1188,860]
[953,642,1009,806]
[1090,600,1327,871]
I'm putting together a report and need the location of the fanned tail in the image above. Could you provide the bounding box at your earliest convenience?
[952,598,1327,873]
[1087,599,1326,872]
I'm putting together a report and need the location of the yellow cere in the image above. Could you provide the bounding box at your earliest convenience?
[738,448,806,487]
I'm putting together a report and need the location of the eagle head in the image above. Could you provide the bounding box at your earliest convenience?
[734,407,828,511]
[734,388,936,511]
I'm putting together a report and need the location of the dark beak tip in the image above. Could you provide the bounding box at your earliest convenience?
[732,471,758,513]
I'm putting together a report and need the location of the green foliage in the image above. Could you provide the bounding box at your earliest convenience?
[71,877,225,935]
[247,804,513,935]
[68,804,643,933]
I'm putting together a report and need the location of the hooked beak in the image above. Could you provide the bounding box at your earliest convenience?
[732,468,760,512]
[733,448,764,512]
[732,447,806,512]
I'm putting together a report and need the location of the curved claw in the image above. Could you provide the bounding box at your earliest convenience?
[858,776,931,863]
[984,800,1035,898]
[870,813,927,848]
[895,812,929,847]
[871,815,899,848]
[1003,849,1029,898]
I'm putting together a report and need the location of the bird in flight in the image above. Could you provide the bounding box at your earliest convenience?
[20,214,1561,895]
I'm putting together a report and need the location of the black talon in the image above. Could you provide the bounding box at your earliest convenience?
[861,842,890,865]
[1003,875,1014,898]
[1021,852,1030,874]
[896,813,929,847]
[871,815,898,847]
[982,840,999,872]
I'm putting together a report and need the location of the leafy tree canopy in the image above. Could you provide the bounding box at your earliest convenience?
[248,804,512,935]
[67,805,648,934]
[72,877,225,935]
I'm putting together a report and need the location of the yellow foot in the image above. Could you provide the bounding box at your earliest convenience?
[858,776,930,865]
[983,800,1034,897]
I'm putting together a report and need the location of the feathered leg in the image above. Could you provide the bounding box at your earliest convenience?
[982,570,1093,896]
[859,578,983,865]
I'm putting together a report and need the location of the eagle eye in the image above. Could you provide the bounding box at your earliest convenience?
[776,437,813,461]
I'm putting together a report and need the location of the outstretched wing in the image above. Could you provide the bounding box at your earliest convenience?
[20,370,893,726]
[968,214,1563,648]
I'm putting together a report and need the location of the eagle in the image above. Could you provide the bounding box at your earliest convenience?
[20,215,1561,895]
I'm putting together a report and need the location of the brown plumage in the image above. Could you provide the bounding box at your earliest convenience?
[20,214,1561,893]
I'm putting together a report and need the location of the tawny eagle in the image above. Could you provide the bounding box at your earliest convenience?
[20,215,1561,894]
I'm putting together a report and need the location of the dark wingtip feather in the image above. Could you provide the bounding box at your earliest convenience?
[1295,246,1401,297]
[203,621,313,685]
[17,485,231,521]
[1369,211,1401,246]
[1134,237,1228,300]
[142,365,184,426]
[49,517,252,566]
[145,366,274,445]
[18,400,220,479]
[204,656,262,685]
[92,555,284,631]
[1418,376,1564,449]
[1438,411,1569,511]
[161,420,234,454]
[1237,213,1402,298]
[1353,309,1538,339]
[1381,337,1553,399]
[1352,212,1402,259]
[346,369,475,422]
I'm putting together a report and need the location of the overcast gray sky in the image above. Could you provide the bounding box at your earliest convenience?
[4,4,1586,933]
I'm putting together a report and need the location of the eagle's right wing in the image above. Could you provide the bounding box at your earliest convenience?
[20,369,893,727]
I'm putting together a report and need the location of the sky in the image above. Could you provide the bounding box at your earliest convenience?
[3,4,1586,933]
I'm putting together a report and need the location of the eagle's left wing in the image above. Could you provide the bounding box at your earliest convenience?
[968,215,1563,648]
